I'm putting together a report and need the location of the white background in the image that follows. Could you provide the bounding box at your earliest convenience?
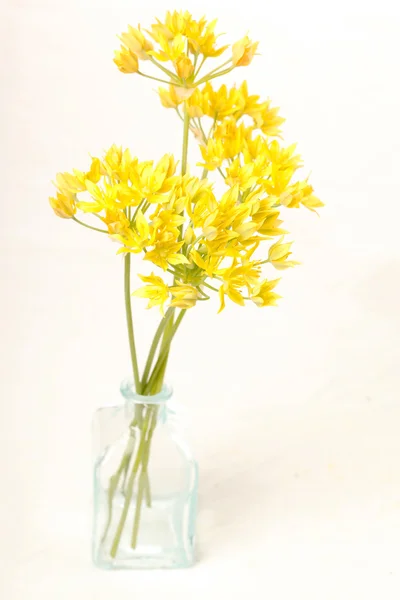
[1,0,400,598]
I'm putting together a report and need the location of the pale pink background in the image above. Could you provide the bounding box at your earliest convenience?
[1,0,400,598]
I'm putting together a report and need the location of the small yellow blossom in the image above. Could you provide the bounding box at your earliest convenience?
[158,85,185,109]
[186,88,205,118]
[225,159,258,191]
[202,83,244,120]
[252,102,285,137]
[102,209,131,236]
[198,139,225,171]
[145,238,189,271]
[235,81,264,119]
[186,17,228,57]
[251,279,281,307]
[218,283,245,313]
[149,11,188,42]
[55,171,85,195]
[49,192,76,219]
[280,180,324,212]
[267,237,299,270]
[148,33,186,62]
[113,46,139,74]
[133,273,170,313]
[119,25,153,60]
[130,155,178,203]
[232,35,258,67]
[214,119,247,159]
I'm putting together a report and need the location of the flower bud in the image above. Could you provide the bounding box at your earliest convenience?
[175,56,194,80]
[49,192,76,219]
[113,47,139,74]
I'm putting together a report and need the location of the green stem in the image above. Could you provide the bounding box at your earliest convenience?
[175,107,184,122]
[138,70,186,87]
[149,57,180,82]
[131,472,146,547]
[198,59,231,80]
[181,104,190,176]
[141,307,174,389]
[130,199,145,226]
[197,65,234,86]
[109,410,151,558]
[131,407,158,548]
[72,216,108,234]
[124,254,141,393]
[202,280,219,292]
[142,310,186,395]
[194,55,206,79]
[217,166,226,179]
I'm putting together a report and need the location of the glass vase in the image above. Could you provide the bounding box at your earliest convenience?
[92,378,198,569]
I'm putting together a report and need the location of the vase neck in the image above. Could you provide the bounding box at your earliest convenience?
[120,377,173,407]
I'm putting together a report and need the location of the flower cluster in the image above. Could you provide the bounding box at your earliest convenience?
[50,11,322,314]
[113,11,257,80]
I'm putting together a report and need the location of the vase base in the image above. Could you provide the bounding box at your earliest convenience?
[93,548,195,570]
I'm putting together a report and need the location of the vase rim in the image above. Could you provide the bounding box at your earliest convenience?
[120,377,173,404]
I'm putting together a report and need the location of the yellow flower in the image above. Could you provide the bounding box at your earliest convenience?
[103,145,123,173]
[232,35,258,67]
[133,273,170,313]
[198,139,225,171]
[73,157,102,188]
[251,279,281,307]
[148,12,227,59]
[77,180,118,213]
[49,192,76,219]
[113,46,139,74]
[217,260,261,291]
[190,249,221,278]
[148,33,186,62]
[119,25,153,60]
[225,159,258,191]
[130,155,178,203]
[170,284,199,309]
[202,83,244,120]
[280,180,324,212]
[214,118,247,159]
[114,209,152,254]
[174,55,194,79]
[55,171,85,195]
[101,209,131,236]
[218,283,245,313]
[267,237,299,269]
[266,141,302,171]
[235,81,264,119]
[149,11,188,42]
[186,88,205,118]
[145,237,189,270]
[252,102,285,137]
[186,17,228,58]
[158,85,185,109]
[254,209,287,237]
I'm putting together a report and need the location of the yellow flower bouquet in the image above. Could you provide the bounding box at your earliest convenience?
[49,11,322,569]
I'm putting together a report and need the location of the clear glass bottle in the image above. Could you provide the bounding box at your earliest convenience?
[92,378,198,569]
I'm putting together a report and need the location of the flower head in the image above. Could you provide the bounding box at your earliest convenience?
[50,15,322,316]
